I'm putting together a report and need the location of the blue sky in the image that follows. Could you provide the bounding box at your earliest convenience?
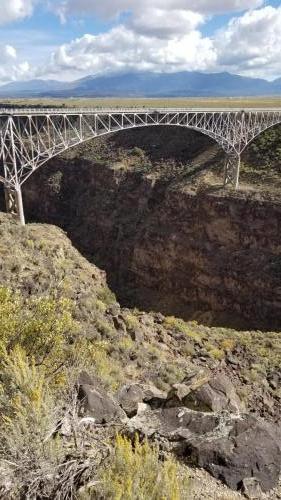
[0,0,281,83]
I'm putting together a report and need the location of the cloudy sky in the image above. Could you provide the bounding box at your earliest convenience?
[0,0,281,84]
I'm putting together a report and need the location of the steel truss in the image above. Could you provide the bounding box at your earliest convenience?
[1,107,281,224]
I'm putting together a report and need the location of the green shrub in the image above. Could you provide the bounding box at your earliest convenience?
[123,312,140,331]
[208,347,225,360]
[97,434,190,500]
[0,287,78,373]
[0,346,58,449]
[97,287,116,306]
[88,341,125,391]
[164,316,202,342]
[130,147,146,159]
[0,346,63,497]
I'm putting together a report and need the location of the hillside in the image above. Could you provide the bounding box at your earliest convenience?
[1,71,281,98]
[0,213,280,498]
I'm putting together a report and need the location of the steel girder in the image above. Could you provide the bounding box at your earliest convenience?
[0,108,281,224]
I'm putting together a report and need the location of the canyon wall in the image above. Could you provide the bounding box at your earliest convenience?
[2,126,281,330]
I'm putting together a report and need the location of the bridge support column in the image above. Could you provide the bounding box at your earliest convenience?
[4,184,25,226]
[224,152,241,190]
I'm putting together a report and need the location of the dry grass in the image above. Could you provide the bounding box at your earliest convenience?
[1,96,281,109]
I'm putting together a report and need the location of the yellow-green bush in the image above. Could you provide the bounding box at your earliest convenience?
[207,347,225,360]
[97,434,190,500]
[0,346,62,479]
[87,341,125,391]
[164,316,202,342]
[220,338,236,352]
[0,287,78,373]
[123,312,140,331]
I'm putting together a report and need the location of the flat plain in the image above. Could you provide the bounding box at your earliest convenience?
[1,96,281,108]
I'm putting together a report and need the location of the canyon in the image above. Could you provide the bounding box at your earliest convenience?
[0,124,281,497]
[5,124,281,331]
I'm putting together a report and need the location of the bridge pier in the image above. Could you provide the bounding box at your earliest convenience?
[224,152,241,189]
[4,184,25,226]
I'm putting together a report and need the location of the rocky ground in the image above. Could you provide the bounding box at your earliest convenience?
[0,213,280,498]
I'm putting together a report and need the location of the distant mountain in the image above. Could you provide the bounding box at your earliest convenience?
[0,79,70,97]
[0,71,280,98]
[271,77,281,92]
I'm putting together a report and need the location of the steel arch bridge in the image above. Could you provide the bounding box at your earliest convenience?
[1,107,281,225]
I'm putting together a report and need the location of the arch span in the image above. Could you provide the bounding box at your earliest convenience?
[1,107,281,225]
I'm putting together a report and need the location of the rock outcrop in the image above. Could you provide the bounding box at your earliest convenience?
[0,212,280,498]
[117,383,167,417]
[77,371,281,494]
[167,371,246,413]
[129,406,281,493]
[77,371,127,423]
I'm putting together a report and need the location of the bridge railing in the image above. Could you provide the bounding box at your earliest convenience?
[1,107,281,115]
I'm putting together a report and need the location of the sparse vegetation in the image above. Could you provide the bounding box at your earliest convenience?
[2,96,281,109]
[96,434,190,500]
[0,208,280,497]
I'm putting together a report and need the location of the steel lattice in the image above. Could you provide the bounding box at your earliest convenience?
[1,107,281,224]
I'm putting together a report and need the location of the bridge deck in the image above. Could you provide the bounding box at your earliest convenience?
[1,107,281,116]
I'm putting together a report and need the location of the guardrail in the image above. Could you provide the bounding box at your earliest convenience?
[1,107,281,115]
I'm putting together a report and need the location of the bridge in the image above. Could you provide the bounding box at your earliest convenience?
[1,107,281,225]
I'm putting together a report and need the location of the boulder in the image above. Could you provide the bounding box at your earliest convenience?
[186,414,281,492]
[167,369,211,404]
[185,372,245,413]
[77,371,126,424]
[128,406,281,493]
[129,326,144,343]
[167,370,245,414]
[117,383,167,417]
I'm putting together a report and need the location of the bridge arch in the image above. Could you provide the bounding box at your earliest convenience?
[19,122,222,186]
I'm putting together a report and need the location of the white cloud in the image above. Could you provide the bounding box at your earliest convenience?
[130,9,204,38]
[215,6,281,79]
[55,0,264,21]
[45,25,216,78]
[0,0,37,25]
[48,0,281,81]
[40,4,281,81]
[0,44,30,83]
[0,44,17,61]
[1,0,281,83]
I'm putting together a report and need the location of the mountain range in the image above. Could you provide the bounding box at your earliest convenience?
[0,71,281,98]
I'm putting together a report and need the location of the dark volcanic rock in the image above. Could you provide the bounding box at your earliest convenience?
[167,371,245,414]
[186,414,281,492]
[117,383,167,417]
[77,371,126,423]
[128,406,281,493]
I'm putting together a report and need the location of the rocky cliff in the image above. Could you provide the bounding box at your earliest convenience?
[9,125,281,331]
[0,213,280,499]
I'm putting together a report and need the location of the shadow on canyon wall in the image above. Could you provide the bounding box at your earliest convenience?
[1,126,281,331]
